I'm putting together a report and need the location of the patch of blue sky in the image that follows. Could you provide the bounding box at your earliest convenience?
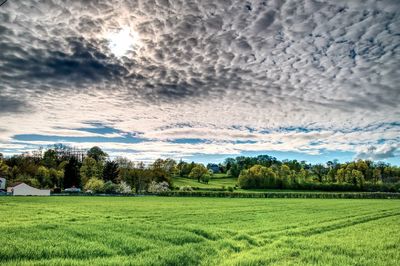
[258,126,324,134]
[377,139,386,144]
[76,125,121,135]
[266,122,400,134]
[347,121,400,132]
[309,141,323,146]
[13,134,146,144]
[385,157,400,166]
[185,150,356,165]
[278,126,318,133]
[233,140,258,144]
[169,138,208,144]
[182,153,239,164]
[230,125,257,132]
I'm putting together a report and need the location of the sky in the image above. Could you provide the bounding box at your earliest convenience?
[0,0,399,165]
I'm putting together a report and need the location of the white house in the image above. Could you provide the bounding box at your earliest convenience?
[0,177,6,190]
[7,183,50,196]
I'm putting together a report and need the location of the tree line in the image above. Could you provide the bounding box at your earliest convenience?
[0,146,399,193]
[230,155,400,191]
[0,145,209,193]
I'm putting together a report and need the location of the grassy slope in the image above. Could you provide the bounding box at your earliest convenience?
[172,177,329,192]
[0,197,399,265]
[173,173,238,189]
[173,176,237,189]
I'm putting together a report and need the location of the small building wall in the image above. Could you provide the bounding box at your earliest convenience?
[0,178,5,190]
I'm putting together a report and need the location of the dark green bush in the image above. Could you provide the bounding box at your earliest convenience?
[103,181,119,194]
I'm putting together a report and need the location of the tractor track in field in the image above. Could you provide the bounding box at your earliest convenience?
[215,211,400,265]
[246,209,399,239]
[209,210,400,260]
[293,211,400,237]
[249,211,400,245]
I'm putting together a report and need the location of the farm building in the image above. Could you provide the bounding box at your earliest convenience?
[207,163,221,173]
[7,183,50,196]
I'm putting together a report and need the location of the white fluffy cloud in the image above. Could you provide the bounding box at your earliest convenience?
[355,144,400,161]
[0,0,399,162]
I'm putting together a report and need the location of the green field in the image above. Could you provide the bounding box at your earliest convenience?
[0,197,399,265]
[173,176,237,189]
[172,177,330,193]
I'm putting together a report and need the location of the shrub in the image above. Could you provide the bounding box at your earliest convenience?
[103,181,119,194]
[84,178,104,193]
[148,181,170,193]
[227,186,234,192]
[117,181,132,194]
[179,186,193,192]
[201,175,210,184]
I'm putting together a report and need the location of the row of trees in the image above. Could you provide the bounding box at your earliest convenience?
[236,156,400,191]
[1,146,399,193]
[0,145,210,193]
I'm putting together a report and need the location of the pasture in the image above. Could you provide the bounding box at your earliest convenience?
[173,176,237,189]
[0,197,399,265]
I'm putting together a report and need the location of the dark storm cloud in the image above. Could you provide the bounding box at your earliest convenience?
[0,95,30,113]
[0,36,128,89]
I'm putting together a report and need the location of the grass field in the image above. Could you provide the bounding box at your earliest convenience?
[0,197,399,265]
[172,177,330,193]
[173,176,237,189]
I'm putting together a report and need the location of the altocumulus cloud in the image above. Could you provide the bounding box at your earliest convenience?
[0,0,399,162]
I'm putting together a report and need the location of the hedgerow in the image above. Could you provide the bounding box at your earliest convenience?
[157,191,400,199]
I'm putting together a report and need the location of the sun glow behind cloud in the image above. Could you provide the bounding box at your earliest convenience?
[106,27,139,57]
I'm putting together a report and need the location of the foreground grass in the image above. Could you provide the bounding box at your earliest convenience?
[0,197,399,265]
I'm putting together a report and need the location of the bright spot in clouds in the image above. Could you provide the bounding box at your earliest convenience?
[106,27,138,57]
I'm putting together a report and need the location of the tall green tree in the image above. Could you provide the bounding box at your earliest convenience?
[352,169,365,188]
[80,157,101,185]
[87,146,108,163]
[189,164,208,182]
[238,165,277,189]
[372,168,382,184]
[0,159,9,178]
[125,168,153,193]
[102,161,119,183]
[312,164,327,182]
[63,157,81,188]
[49,168,64,188]
[36,166,51,188]
[42,149,58,168]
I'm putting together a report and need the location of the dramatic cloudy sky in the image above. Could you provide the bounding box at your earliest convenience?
[0,0,399,164]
